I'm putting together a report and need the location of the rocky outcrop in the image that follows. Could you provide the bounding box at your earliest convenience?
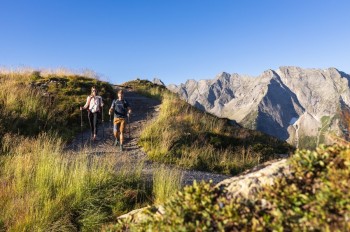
[216,158,290,199]
[153,78,165,86]
[168,67,350,148]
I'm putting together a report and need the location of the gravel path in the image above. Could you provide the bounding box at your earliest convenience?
[66,88,230,186]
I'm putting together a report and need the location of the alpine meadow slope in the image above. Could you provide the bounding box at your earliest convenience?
[168,66,350,149]
[1,70,349,231]
[0,71,292,231]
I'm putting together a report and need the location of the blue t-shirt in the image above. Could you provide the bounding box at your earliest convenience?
[111,99,130,118]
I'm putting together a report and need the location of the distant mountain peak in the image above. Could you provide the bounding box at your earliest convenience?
[167,66,350,148]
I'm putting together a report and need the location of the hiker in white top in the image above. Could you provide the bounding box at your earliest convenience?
[80,86,104,141]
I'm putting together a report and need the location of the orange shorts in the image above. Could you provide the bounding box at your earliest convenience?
[113,118,126,133]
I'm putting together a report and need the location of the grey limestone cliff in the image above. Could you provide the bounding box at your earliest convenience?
[168,67,350,148]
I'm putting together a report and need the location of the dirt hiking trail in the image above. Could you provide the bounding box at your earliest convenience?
[67,88,230,186]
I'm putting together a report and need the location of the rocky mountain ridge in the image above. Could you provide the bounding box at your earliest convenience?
[168,66,350,148]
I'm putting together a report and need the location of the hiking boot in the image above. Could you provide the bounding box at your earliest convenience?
[119,144,123,151]
[114,138,119,146]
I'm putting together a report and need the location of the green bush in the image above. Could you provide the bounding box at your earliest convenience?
[260,145,350,231]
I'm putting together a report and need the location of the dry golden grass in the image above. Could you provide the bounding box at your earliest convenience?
[0,66,101,79]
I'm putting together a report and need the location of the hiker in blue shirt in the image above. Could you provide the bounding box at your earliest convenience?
[80,86,104,141]
[109,89,131,151]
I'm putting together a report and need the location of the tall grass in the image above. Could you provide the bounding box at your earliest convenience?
[0,133,150,231]
[153,165,183,204]
[0,76,51,127]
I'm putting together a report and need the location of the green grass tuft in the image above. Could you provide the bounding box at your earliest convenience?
[152,165,183,204]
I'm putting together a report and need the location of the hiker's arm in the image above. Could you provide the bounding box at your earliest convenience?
[108,101,114,115]
[125,101,131,115]
[80,96,90,110]
[100,97,104,107]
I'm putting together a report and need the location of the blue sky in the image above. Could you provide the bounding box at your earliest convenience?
[1,0,349,85]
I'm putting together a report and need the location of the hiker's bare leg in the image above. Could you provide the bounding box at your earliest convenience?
[120,119,126,145]
[93,112,98,140]
[113,119,121,140]
[120,132,124,145]
[88,111,94,139]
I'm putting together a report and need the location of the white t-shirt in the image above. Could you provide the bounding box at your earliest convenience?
[85,96,103,113]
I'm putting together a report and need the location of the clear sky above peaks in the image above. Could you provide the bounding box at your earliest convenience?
[1,0,349,85]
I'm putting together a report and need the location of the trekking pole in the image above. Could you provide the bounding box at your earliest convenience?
[102,106,105,139]
[109,112,112,129]
[80,108,83,146]
[128,113,131,139]
[109,114,112,126]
